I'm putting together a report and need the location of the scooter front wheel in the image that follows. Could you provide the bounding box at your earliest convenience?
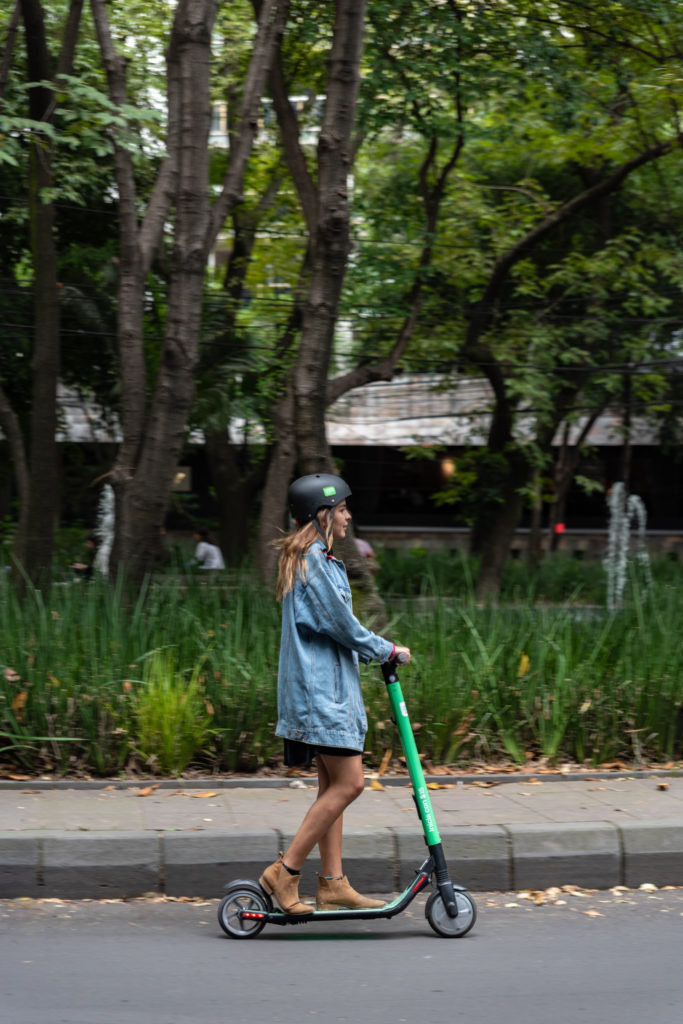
[425,886,477,938]
[218,881,272,939]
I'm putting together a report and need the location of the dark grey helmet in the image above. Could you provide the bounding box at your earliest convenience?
[288,473,352,524]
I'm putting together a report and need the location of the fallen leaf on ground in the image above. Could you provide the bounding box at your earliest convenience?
[519,890,548,905]
[427,782,453,789]
[137,785,160,797]
[657,782,669,791]
[11,692,27,719]
[191,792,218,799]
[369,779,385,791]
[583,910,603,918]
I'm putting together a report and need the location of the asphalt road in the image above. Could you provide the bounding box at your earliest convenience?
[2,889,682,1024]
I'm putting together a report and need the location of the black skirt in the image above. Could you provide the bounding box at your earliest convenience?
[283,739,362,768]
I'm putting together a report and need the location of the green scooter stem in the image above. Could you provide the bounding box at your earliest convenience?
[383,669,441,845]
[382,658,459,918]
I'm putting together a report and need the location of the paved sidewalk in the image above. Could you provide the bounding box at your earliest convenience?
[1,772,682,898]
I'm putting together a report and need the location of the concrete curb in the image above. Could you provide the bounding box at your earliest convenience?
[0,769,680,791]
[2,820,682,899]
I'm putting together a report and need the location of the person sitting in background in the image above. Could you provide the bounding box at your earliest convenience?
[71,532,98,580]
[354,528,379,572]
[192,528,225,570]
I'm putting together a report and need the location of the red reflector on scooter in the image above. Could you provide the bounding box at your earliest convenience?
[241,911,266,919]
[411,877,427,893]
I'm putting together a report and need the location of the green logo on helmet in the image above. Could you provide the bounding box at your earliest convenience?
[322,486,337,497]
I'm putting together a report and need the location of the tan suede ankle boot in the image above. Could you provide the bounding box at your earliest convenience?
[259,852,313,915]
[316,874,386,910]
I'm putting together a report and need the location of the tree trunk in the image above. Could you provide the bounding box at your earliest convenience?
[256,387,297,583]
[292,0,366,472]
[475,451,530,601]
[0,3,20,105]
[619,371,632,490]
[13,138,60,583]
[461,137,680,597]
[10,0,84,590]
[528,470,544,569]
[90,0,284,583]
[0,384,30,512]
[256,0,367,585]
[205,430,264,565]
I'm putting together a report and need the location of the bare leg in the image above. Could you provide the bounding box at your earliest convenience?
[315,755,343,878]
[283,753,364,873]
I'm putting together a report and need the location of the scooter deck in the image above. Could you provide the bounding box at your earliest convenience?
[259,872,431,926]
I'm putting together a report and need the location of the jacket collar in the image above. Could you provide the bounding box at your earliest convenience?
[310,537,343,564]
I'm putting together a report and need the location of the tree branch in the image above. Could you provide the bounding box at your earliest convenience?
[89,0,140,253]
[55,0,83,79]
[328,127,464,406]
[267,38,318,236]
[208,0,287,246]
[465,136,682,357]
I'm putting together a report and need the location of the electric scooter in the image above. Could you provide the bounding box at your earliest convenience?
[217,656,477,939]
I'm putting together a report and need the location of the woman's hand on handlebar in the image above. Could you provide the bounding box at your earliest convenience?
[393,645,411,664]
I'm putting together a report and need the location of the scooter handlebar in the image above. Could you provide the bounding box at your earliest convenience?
[381,652,408,685]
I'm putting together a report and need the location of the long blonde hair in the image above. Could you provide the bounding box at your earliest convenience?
[275,508,334,600]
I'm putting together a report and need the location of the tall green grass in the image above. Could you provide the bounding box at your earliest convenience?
[362,570,683,768]
[1,558,682,775]
[0,573,282,776]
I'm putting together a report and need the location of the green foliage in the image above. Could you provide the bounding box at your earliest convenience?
[132,651,213,776]
[2,557,683,776]
[432,451,510,523]
[362,567,683,768]
[0,571,282,776]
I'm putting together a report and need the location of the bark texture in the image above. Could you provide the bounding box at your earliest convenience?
[10,0,83,590]
[256,0,367,584]
[90,0,285,581]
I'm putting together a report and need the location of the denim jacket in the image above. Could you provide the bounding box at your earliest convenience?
[275,540,394,751]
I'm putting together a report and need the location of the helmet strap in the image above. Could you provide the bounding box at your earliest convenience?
[313,511,331,552]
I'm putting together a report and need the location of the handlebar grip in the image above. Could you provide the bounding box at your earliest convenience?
[381,652,408,685]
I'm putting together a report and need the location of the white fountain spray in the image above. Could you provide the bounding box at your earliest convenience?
[93,484,114,576]
[604,482,653,611]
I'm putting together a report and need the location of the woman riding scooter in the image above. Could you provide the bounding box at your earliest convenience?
[260,473,411,915]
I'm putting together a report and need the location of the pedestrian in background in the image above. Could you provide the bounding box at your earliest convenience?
[192,528,225,570]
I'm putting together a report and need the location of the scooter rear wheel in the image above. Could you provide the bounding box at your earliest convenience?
[425,886,477,938]
[218,882,271,939]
